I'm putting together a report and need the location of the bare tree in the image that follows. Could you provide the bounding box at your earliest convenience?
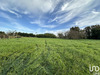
[58,33,64,38]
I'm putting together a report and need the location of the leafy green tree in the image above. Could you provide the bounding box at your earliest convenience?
[84,26,91,39]
[36,33,56,38]
[91,25,100,39]
[84,25,100,39]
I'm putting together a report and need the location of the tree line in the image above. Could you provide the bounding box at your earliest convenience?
[58,25,100,39]
[0,24,100,39]
[0,31,56,39]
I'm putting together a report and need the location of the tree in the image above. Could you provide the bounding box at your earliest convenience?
[79,30,86,39]
[58,33,64,38]
[58,26,86,39]
[36,33,56,38]
[70,27,80,32]
[91,25,100,39]
[67,27,81,39]
[67,30,80,39]
[44,33,56,38]
[17,32,35,37]
[84,25,100,39]
[64,31,69,39]
[0,31,9,39]
[85,26,91,39]
[0,31,5,34]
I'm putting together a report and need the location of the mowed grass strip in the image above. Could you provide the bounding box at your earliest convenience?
[0,38,100,75]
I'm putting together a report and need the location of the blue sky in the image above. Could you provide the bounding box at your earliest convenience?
[0,0,100,35]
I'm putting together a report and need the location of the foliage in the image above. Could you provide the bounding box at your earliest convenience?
[0,31,5,34]
[58,33,64,38]
[85,25,100,39]
[17,32,35,37]
[36,33,56,38]
[0,31,9,39]
[58,25,100,39]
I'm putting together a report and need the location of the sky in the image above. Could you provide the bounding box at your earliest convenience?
[0,0,100,35]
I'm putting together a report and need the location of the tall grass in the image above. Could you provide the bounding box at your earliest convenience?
[0,38,100,75]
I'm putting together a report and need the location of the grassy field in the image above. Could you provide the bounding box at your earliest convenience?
[0,38,100,75]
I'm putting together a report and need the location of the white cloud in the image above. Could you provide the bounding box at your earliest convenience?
[0,22,34,33]
[0,0,60,15]
[75,10,100,28]
[1,0,99,25]
[0,22,13,31]
[0,5,21,18]
[0,0,100,33]
[0,12,15,22]
[51,0,99,24]
[12,22,34,33]
[0,27,12,32]
[7,9,21,18]
[45,28,69,36]
[61,3,69,11]
[30,20,57,28]
[0,12,34,33]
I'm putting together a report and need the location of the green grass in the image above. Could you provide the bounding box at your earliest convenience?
[0,37,100,75]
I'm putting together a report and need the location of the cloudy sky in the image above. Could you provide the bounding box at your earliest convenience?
[0,0,100,34]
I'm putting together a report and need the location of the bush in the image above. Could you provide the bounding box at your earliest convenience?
[36,33,56,38]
